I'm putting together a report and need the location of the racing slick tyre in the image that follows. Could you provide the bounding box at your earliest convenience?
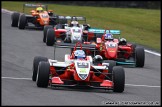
[135,47,145,67]
[32,56,48,81]
[102,60,116,80]
[113,66,125,93]
[11,12,20,27]
[43,25,53,42]
[102,60,116,74]
[36,62,50,88]
[18,14,27,29]
[46,28,55,46]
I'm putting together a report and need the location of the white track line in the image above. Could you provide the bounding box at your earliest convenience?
[145,49,161,56]
[2,76,160,88]
[2,77,32,80]
[125,84,160,88]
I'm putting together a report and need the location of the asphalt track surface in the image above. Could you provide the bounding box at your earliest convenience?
[1,12,161,106]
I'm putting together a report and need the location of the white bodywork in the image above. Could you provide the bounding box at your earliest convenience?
[65,26,83,43]
[70,27,83,43]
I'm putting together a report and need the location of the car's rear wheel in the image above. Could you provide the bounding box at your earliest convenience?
[18,14,27,29]
[32,56,48,81]
[11,12,20,27]
[135,47,145,67]
[43,25,53,42]
[102,60,116,80]
[36,62,50,88]
[46,28,55,46]
[113,66,125,93]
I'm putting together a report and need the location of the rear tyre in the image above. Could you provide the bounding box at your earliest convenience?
[102,60,116,80]
[32,56,48,81]
[43,25,53,42]
[113,66,125,93]
[46,28,55,46]
[18,14,27,29]
[11,12,20,27]
[36,62,50,88]
[135,47,145,67]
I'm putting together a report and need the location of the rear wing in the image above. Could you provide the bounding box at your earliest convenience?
[53,42,96,59]
[57,16,86,24]
[23,4,48,12]
[88,28,121,35]
[58,16,86,21]
[54,42,96,50]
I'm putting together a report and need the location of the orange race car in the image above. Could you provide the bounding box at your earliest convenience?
[11,4,63,29]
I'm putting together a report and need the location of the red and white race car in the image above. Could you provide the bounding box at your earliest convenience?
[32,42,125,93]
[43,16,91,46]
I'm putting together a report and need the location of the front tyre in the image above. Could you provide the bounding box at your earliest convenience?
[18,14,27,29]
[36,62,50,88]
[11,12,20,27]
[43,25,53,42]
[113,66,125,93]
[32,56,48,81]
[46,28,55,46]
[135,47,145,67]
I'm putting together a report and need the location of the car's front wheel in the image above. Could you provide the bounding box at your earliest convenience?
[11,12,20,27]
[18,14,27,29]
[135,47,145,67]
[113,66,125,93]
[32,56,48,81]
[43,25,53,42]
[46,28,55,46]
[36,62,50,88]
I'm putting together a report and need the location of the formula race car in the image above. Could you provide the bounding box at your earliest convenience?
[88,29,145,67]
[43,16,91,46]
[32,42,125,92]
[11,4,60,29]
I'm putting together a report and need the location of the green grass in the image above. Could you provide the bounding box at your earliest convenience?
[2,1,161,52]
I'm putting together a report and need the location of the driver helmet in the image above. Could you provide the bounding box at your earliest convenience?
[119,38,127,45]
[93,55,103,64]
[104,33,114,41]
[74,50,85,59]
[70,21,79,27]
[36,7,43,13]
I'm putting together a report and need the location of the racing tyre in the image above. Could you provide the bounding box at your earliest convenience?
[102,60,116,80]
[113,66,125,93]
[32,56,48,81]
[135,47,145,67]
[11,12,20,27]
[46,28,55,46]
[18,14,27,29]
[36,62,50,88]
[43,25,53,42]
[102,60,116,74]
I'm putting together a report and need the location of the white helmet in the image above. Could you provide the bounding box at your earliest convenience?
[71,21,79,27]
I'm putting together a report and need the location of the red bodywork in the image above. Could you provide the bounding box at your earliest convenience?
[95,34,134,60]
[49,42,113,88]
